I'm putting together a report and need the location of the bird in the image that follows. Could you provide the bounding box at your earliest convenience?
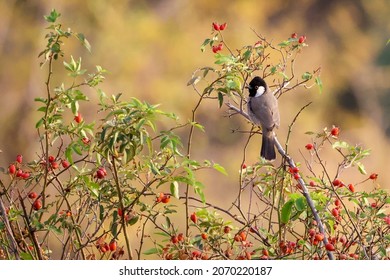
[246,76,280,160]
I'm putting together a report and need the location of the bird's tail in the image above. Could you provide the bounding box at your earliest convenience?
[261,131,276,160]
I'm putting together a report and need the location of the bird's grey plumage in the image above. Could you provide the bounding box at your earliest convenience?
[247,76,280,160]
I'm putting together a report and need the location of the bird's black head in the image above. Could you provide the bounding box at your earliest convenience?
[247,76,267,97]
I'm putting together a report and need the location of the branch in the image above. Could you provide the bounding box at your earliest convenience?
[226,102,334,260]
[274,135,334,260]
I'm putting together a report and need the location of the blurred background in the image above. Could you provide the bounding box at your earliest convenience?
[1,0,390,221]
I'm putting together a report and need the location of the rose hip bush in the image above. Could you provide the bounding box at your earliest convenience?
[1,10,389,260]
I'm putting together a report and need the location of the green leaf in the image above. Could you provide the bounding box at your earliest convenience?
[76,33,91,53]
[44,9,61,23]
[213,163,228,176]
[128,215,139,226]
[218,92,224,108]
[170,181,180,199]
[187,76,201,86]
[71,101,79,115]
[356,162,367,175]
[302,72,312,80]
[20,252,34,260]
[111,222,118,237]
[332,141,349,149]
[200,38,212,52]
[143,247,161,255]
[295,197,307,211]
[35,118,44,128]
[281,199,294,224]
[278,40,291,47]
[315,77,323,93]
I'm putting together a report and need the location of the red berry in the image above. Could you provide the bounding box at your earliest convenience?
[335,199,341,207]
[8,164,16,175]
[262,249,269,257]
[241,163,247,169]
[212,43,223,53]
[74,112,83,124]
[161,195,170,204]
[201,233,208,240]
[325,243,335,251]
[28,192,38,199]
[309,181,315,187]
[294,173,300,180]
[314,233,324,242]
[109,240,117,252]
[332,179,341,187]
[48,155,55,163]
[156,192,164,203]
[171,235,178,244]
[212,22,220,31]
[16,154,23,164]
[239,231,247,241]
[331,208,339,217]
[96,169,105,179]
[305,143,314,150]
[190,212,197,223]
[16,169,23,177]
[103,243,110,252]
[219,23,227,30]
[369,173,378,180]
[339,236,347,244]
[223,226,231,234]
[96,167,107,179]
[117,208,123,217]
[348,184,355,193]
[177,233,184,242]
[292,167,299,173]
[192,250,201,258]
[82,137,90,144]
[291,33,298,38]
[33,200,42,210]
[21,172,30,179]
[51,162,59,170]
[371,202,377,208]
[339,253,347,260]
[308,228,316,237]
[61,160,70,168]
[298,35,306,44]
[331,126,339,137]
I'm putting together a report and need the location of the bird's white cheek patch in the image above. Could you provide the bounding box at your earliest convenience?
[255,86,265,97]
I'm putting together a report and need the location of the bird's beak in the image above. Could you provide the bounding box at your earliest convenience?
[246,85,252,90]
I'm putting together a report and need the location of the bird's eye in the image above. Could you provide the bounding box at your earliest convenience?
[255,86,259,90]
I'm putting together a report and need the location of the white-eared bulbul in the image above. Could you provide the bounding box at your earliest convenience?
[247,76,280,160]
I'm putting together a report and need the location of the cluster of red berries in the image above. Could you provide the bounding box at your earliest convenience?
[156,193,171,204]
[40,155,70,171]
[212,22,227,31]
[332,178,355,193]
[96,240,117,253]
[288,165,301,180]
[27,191,42,211]
[212,43,223,53]
[291,33,307,44]
[279,240,297,255]
[8,154,30,179]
